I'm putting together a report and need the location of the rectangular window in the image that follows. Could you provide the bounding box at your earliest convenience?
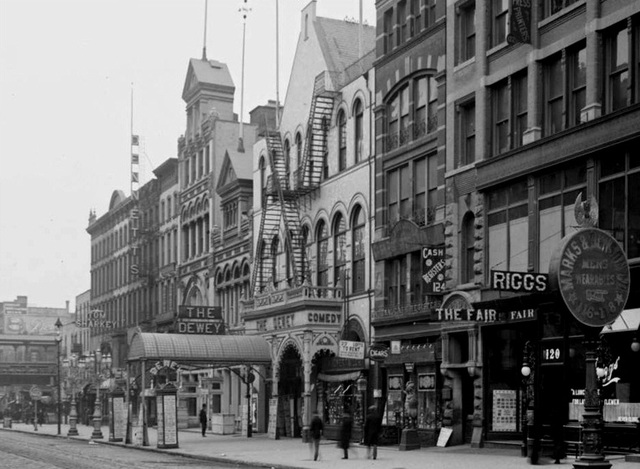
[458,98,475,166]
[387,164,411,224]
[544,54,564,136]
[398,1,407,46]
[414,158,426,225]
[491,71,528,155]
[425,0,437,29]
[384,8,394,54]
[427,155,438,223]
[568,46,586,127]
[599,146,640,259]
[543,0,578,18]
[487,181,529,273]
[605,24,630,112]
[538,165,586,272]
[491,0,509,47]
[457,2,476,64]
[410,0,421,36]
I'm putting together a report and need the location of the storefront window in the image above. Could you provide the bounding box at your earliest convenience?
[383,375,404,426]
[323,380,362,427]
[417,373,437,429]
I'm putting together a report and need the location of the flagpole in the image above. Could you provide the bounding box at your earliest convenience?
[275,0,280,129]
[202,0,208,60]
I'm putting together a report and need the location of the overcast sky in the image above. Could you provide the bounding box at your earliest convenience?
[0,0,376,310]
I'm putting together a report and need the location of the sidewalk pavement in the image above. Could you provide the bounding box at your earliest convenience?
[1,422,633,469]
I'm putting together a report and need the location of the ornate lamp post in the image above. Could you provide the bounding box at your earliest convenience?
[89,349,112,440]
[63,354,85,436]
[55,318,63,436]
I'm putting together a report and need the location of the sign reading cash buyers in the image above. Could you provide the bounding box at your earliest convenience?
[548,228,630,327]
[175,306,225,334]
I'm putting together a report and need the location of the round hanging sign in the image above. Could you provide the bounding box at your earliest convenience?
[548,228,629,327]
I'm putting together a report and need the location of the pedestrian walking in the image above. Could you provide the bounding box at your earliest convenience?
[364,405,382,460]
[338,412,353,459]
[199,404,207,437]
[309,410,324,461]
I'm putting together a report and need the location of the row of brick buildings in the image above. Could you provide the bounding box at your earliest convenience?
[77,0,639,454]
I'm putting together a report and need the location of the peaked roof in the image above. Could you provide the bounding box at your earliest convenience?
[182,58,235,101]
[314,18,375,74]
[216,149,253,191]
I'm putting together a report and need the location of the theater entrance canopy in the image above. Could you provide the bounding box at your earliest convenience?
[128,332,272,367]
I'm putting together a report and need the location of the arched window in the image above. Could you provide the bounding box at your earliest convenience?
[259,156,266,201]
[351,206,366,292]
[333,213,347,289]
[354,99,364,163]
[284,139,291,179]
[461,212,475,283]
[317,221,329,287]
[338,109,347,171]
[301,225,310,282]
[387,84,409,151]
[295,132,302,170]
[271,235,282,288]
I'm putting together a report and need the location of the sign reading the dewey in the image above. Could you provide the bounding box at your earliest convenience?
[549,228,629,327]
[175,306,225,335]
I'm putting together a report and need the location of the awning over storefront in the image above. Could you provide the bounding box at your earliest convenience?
[601,309,640,334]
[317,371,361,382]
[374,323,441,341]
[127,332,271,366]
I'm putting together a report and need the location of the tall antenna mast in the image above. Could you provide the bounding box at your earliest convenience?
[238,0,251,152]
[202,0,209,60]
[275,0,281,129]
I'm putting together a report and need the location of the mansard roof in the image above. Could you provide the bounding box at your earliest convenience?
[314,17,375,74]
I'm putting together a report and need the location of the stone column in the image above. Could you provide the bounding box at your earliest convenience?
[302,330,312,442]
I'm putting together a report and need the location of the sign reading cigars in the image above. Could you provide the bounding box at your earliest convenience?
[548,228,630,327]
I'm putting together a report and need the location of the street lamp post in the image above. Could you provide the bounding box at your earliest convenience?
[55,318,63,436]
[63,354,85,436]
[89,349,112,440]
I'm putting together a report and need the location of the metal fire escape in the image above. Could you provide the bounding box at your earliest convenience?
[252,72,337,295]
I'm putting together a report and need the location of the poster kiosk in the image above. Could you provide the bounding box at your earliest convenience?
[156,382,179,449]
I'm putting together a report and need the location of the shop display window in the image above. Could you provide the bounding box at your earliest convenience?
[383,375,404,426]
[417,373,437,429]
[323,380,363,427]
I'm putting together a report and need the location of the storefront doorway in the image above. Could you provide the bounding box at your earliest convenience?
[278,345,303,438]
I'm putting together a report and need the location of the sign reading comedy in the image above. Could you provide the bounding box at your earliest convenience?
[549,228,630,327]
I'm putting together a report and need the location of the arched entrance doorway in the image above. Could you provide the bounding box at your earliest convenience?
[278,343,303,438]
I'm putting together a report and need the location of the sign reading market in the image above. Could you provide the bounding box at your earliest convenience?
[549,228,630,327]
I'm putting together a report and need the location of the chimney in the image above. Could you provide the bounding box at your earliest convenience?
[66,300,70,313]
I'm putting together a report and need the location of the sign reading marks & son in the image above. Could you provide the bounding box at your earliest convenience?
[549,228,629,327]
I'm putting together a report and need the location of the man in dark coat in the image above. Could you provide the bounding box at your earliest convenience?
[364,405,382,459]
[309,410,324,461]
[339,412,353,459]
[199,404,207,437]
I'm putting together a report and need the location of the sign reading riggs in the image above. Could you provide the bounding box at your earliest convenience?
[75,309,118,329]
[490,270,548,293]
[175,306,225,335]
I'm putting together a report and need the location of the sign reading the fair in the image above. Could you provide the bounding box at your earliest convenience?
[549,228,630,327]
[175,306,225,335]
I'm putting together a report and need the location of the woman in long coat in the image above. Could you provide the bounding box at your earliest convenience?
[338,412,353,459]
[364,405,382,459]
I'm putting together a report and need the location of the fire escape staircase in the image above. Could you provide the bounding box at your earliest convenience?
[295,73,338,197]
[252,130,307,295]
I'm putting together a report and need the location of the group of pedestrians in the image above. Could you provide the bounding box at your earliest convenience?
[309,405,382,461]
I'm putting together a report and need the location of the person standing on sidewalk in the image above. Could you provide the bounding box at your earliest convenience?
[309,410,324,461]
[338,412,353,459]
[364,405,381,460]
[199,404,207,437]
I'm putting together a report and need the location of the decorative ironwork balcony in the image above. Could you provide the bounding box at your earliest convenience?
[383,115,438,153]
[242,284,343,315]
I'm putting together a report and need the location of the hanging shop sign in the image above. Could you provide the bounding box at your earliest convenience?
[434,307,536,323]
[490,270,548,293]
[338,340,365,360]
[175,306,225,335]
[548,228,630,327]
[422,246,446,294]
[369,343,389,361]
